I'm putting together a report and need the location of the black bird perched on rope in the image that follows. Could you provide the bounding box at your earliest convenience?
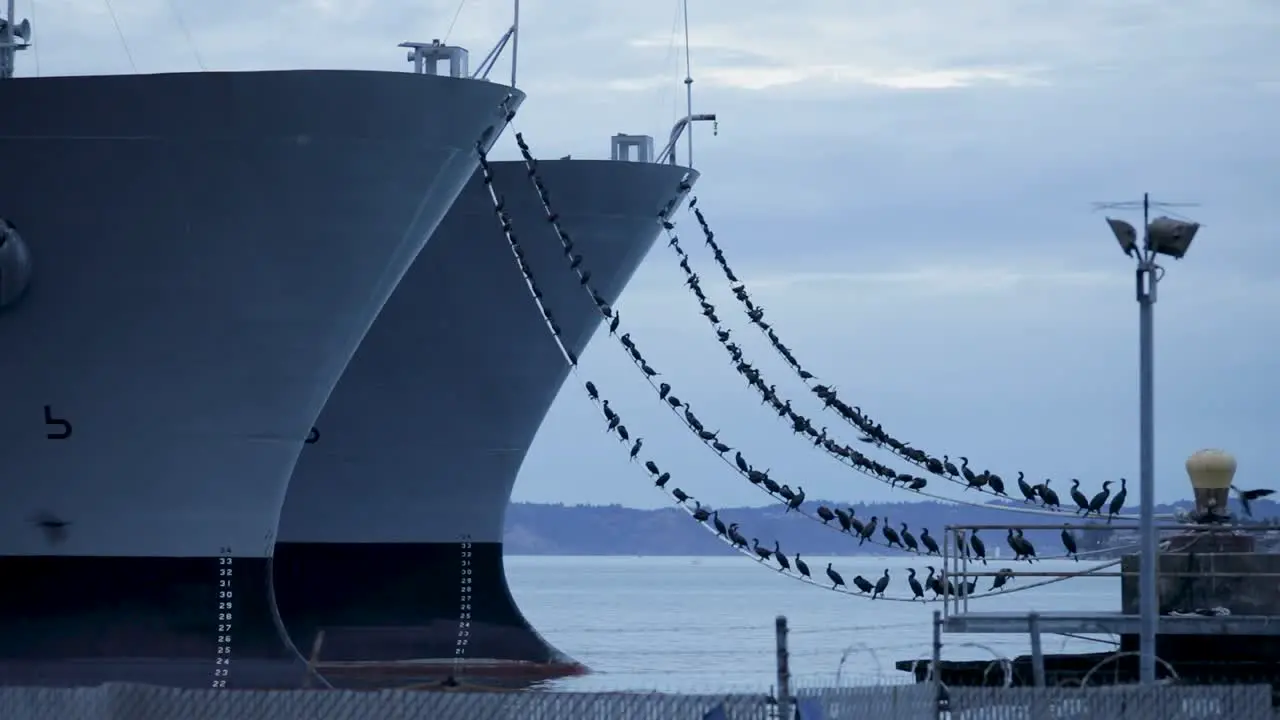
[654,472,670,488]
[773,541,790,572]
[990,568,1015,591]
[628,438,643,461]
[1232,485,1276,518]
[907,568,925,601]
[1108,478,1128,520]
[1087,480,1113,518]
[1017,472,1036,503]
[858,517,879,546]
[672,488,690,504]
[794,554,811,580]
[881,518,903,549]
[920,528,940,556]
[968,529,988,565]
[785,487,805,512]
[825,563,846,590]
[851,575,874,594]
[872,570,891,600]
[751,539,772,562]
[1060,525,1079,561]
[900,523,919,553]
[816,506,836,524]
[1070,479,1090,514]
[1039,480,1062,509]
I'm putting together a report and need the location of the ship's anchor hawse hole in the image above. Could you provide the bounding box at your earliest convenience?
[0,217,33,309]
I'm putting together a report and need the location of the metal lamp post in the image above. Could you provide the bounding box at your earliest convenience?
[1104,193,1201,684]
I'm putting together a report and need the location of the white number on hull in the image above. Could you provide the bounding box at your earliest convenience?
[453,534,474,677]
[213,548,233,688]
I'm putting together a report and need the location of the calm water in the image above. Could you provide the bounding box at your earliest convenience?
[507,555,1119,693]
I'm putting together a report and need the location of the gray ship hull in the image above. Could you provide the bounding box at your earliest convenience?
[277,159,695,683]
[0,69,521,689]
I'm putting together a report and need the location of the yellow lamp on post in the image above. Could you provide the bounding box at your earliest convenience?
[1185,449,1237,521]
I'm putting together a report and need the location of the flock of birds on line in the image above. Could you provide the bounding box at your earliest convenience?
[475,135,1274,602]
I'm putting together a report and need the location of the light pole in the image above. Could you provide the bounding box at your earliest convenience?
[1103,193,1201,684]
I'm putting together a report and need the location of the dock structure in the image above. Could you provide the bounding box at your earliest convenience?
[899,450,1280,696]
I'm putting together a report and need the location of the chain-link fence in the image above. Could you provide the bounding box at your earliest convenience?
[945,684,1273,720]
[0,681,1274,720]
[0,683,773,720]
[794,683,936,720]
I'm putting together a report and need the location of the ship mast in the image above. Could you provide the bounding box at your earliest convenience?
[0,0,32,80]
[656,0,716,168]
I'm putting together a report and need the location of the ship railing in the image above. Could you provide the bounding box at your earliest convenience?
[940,521,1280,621]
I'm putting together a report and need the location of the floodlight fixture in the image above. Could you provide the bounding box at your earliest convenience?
[1105,217,1138,258]
[1145,216,1200,260]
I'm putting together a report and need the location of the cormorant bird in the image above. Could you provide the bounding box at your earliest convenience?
[734,451,749,473]
[851,575,874,594]
[672,488,690,504]
[644,460,660,476]
[1039,479,1062,509]
[990,568,1015,591]
[1069,479,1090,514]
[1060,525,1079,561]
[913,529,937,557]
[825,563,846,590]
[692,502,711,523]
[834,508,852,532]
[986,472,1006,496]
[872,569,890,600]
[969,529,988,565]
[1016,529,1037,561]
[1087,480,1113,517]
[1017,472,1036,503]
[900,523,919,553]
[711,511,727,536]
[628,438,643,461]
[751,538,772,562]
[1232,485,1276,518]
[959,457,985,490]
[786,487,806,512]
[942,455,959,478]
[816,506,836,524]
[773,541,790,572]
[881,518,903,548]
[585,381,599,401]
[654,472,671,488]
[794,554,811,579]
[858,517,879,546]
[1006,528,1028,561]
[907,568,925,600]
[1108,478,1128,519]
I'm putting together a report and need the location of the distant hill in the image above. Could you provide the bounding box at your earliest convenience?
[502,499,1280,556]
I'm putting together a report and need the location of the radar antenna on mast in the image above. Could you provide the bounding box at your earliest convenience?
[0,0,33,80]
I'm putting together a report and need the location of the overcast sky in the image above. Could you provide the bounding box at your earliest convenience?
[26,0,1279,510]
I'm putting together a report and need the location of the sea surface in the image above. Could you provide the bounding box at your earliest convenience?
[506,555,1119,694]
